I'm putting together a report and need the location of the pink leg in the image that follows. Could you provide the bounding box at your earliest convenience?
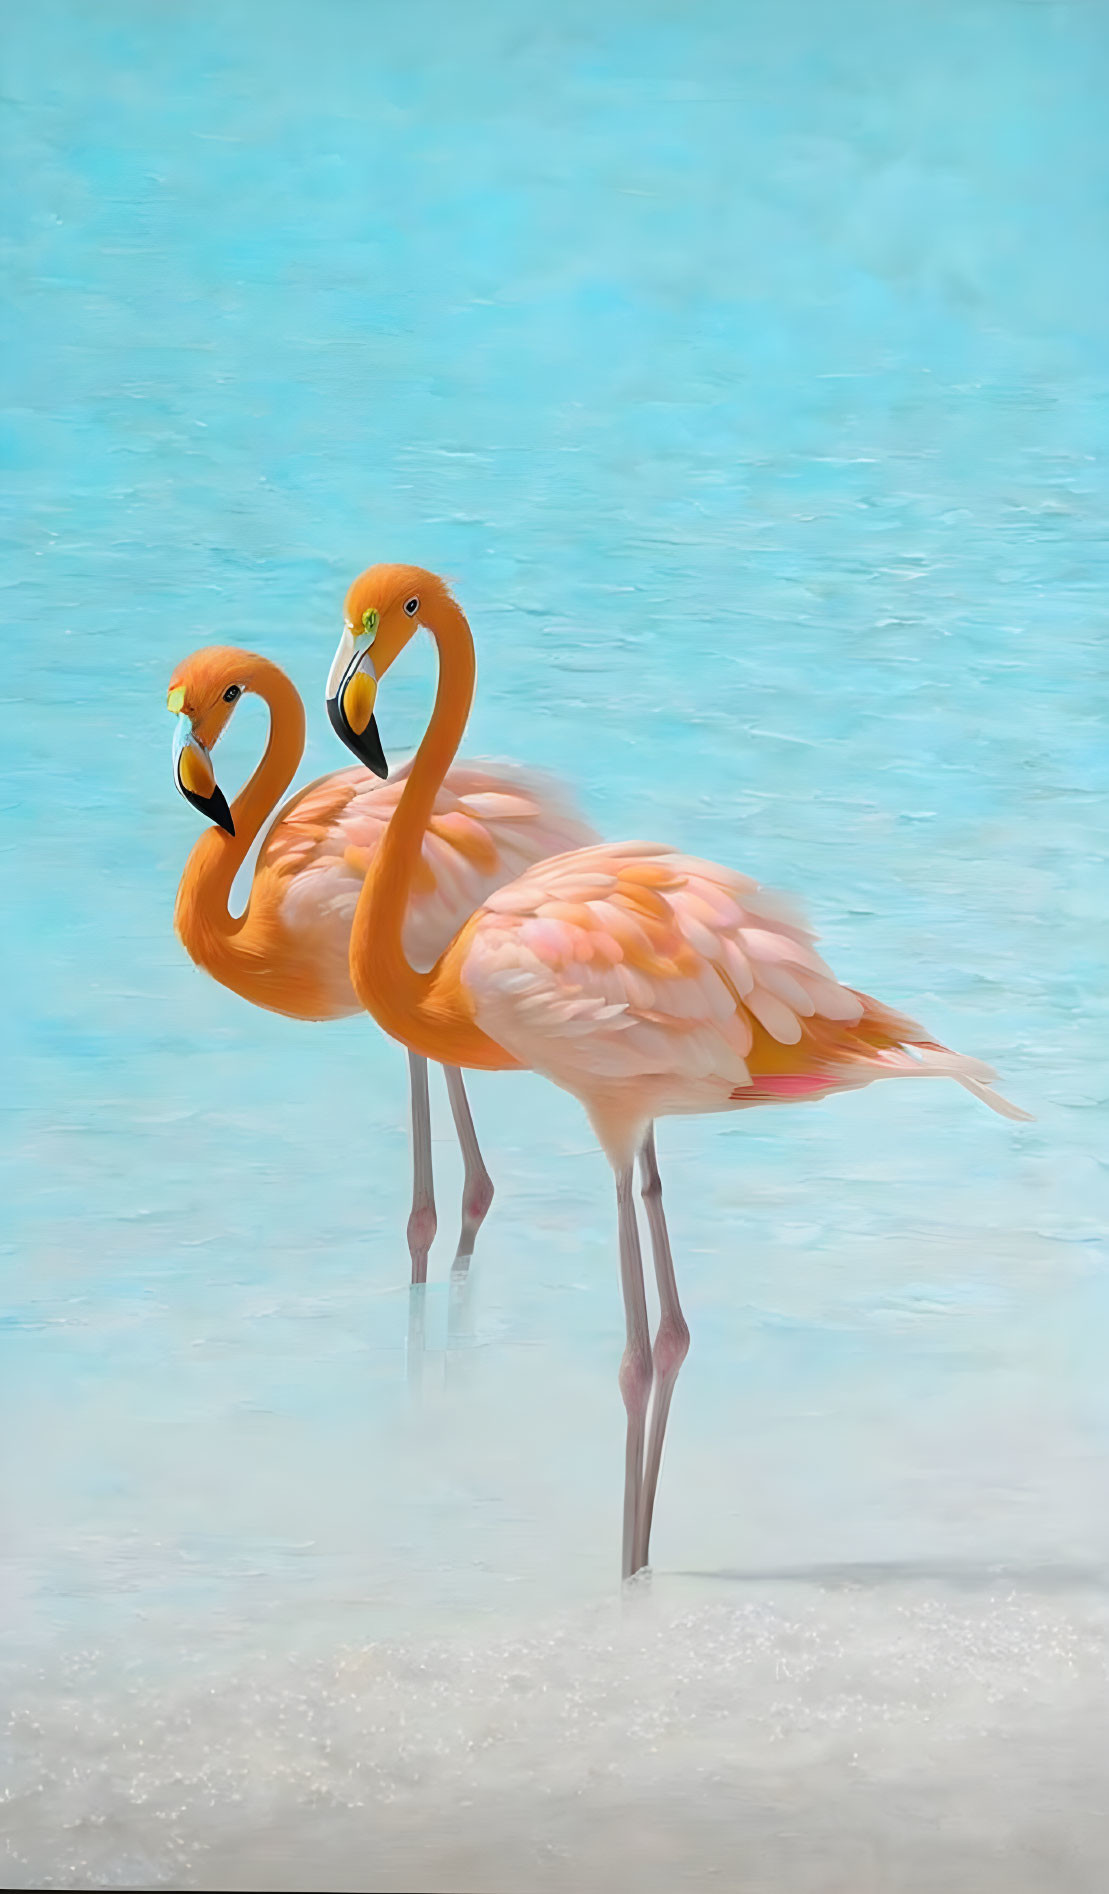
[443,1065,494,1273]
[406,1271,428,1391]
[634,1124,690,1575]
[406,1052,437,1286]
[615,1163,653,1581]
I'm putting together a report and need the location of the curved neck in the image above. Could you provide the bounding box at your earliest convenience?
[174,660,305,979]
[349,597,517,1069]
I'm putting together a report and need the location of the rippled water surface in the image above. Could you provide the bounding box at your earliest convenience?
[3,0,1109,1886]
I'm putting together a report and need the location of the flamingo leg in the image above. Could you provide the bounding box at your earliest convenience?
[406,1051,437,1286]
[406,1277,428,1391]
[634,1124,690,1575]
[444,1265,473,1387]
[615,1163,653,1581]
[443,1065,495,1275]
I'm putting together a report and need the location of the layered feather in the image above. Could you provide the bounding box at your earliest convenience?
[459,842,1029,1122]
[259,758,598,1015]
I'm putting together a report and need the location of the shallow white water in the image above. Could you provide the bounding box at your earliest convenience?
[4,1574,1109,1891]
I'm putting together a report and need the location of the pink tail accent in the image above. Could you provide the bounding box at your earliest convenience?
[733,1047,1032,1121]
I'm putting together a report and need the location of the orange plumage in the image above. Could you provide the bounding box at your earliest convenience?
[326,564,1031,1578]
[167,643,596,1279]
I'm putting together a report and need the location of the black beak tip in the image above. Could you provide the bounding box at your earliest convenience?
[365,719,389,780]
[212,789,236,837]
[181,782,235,837]
[326,696,388,780]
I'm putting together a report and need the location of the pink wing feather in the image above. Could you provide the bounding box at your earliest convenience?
[258,758,598,1013]
[462,842,1028,1121]
[465,842,833,1087]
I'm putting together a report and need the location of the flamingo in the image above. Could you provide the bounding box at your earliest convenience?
[325,564,1031,1582]
[167,644,596,1279]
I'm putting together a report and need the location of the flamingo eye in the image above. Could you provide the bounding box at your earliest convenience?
[223,684,242,703]
[403,596,419,617]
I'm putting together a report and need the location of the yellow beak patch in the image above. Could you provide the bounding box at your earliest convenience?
[178,741,216,800]
[167,685,186,714]
[342,669,378,737]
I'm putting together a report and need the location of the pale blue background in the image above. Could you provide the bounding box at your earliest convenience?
[3,2,1109,1887]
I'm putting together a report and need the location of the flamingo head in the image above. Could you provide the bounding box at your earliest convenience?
[326,563,455,777]
[166,645,265,838]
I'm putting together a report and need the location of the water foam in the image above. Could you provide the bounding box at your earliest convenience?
[4,1574,1108,1891]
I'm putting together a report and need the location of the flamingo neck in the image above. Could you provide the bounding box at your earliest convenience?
[173,660,305,991]
[349,596,517,1069]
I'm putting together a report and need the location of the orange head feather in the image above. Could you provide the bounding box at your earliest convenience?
[166,645,273,750]
[327,565,466,777]
[342,564,458,683]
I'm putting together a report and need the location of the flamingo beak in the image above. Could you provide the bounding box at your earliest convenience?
[326,622,388,778]
[171,712,235,836]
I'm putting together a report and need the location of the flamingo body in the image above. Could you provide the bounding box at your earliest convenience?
[167,645,596,1277]
[214,755,599,1018]
[452,839,1028,1164]
[325,565,1030,1577]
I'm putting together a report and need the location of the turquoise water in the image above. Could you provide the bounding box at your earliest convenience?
[4,1,1109,1886]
